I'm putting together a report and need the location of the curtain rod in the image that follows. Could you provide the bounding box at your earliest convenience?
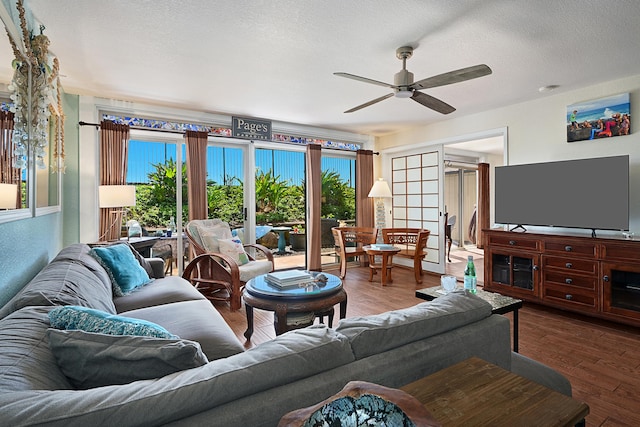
[78,121,364,152]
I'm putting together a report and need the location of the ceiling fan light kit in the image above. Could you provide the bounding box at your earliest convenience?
[335,45,492,114]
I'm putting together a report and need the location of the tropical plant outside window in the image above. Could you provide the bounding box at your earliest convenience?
[126,141,356,236]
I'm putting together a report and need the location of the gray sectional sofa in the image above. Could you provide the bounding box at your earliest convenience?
[0,243,571,426]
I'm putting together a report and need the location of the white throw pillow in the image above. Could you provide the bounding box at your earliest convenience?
[198,224,232,253]
[218,238,250,265]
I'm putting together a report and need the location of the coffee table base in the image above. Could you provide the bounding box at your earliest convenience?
[243,289,347,339]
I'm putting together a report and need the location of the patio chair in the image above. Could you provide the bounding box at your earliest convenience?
[382,228,431,284]
[332,226,378,279]
[184,219,274,310]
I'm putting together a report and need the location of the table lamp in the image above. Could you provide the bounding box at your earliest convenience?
[99,185,136,241]
[368,178,392,241]
[0,183,18,209]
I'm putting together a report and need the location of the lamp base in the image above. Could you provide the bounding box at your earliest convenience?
[375,198,386,243]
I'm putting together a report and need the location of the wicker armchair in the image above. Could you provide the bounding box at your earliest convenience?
[183,219,274,310]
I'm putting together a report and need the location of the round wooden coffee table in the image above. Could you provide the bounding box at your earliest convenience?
[364,244,401,285]
[243,271,347,340]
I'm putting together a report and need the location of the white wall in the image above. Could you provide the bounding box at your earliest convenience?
[377,74,640,236]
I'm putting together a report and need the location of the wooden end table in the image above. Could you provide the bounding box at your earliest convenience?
[364,245,401,285]
[416,287,523,352]
[243,271,347,339]
[401,357,589,426]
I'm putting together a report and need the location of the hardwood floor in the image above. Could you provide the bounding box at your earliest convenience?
[213,264,640,426]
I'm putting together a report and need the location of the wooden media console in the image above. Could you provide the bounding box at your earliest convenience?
[484,229,640,327]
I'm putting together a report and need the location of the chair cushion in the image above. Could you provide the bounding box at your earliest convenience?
[198,223,233,253]
[48,305,177,339]
[218,238,250,265]
[238,260,273,282]
[90,244,152,296]
[47,329,208,389]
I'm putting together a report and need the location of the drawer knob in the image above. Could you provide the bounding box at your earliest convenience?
[533,265,539,271]
[566,294,573,300]
[565,262,572,268]
[565,246,573,252]
[509,240,516,246]
[565,278,573,284]
[603,275,610,282]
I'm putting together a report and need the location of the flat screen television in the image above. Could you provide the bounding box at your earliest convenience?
[495,155,629,234]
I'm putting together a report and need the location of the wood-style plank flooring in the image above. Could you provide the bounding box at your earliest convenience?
[213,262,640,426]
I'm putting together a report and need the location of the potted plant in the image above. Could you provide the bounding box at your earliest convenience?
[290,225,306,251]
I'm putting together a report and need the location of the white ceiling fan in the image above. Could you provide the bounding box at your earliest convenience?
[334,46,492,114]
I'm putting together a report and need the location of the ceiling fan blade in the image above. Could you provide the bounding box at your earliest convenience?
[411,64,492,90]
[344,93,394,113]
[334,72,395,89]
[411,91,456,114]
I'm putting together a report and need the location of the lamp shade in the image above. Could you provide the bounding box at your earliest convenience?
[98,185,136,208]
[0,183,18,209]
[368,178,392,198]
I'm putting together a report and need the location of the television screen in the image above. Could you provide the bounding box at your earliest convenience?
[495,155,629,231]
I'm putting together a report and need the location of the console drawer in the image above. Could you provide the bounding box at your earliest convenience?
[602,242,640,263]
[543,256,598,275]
[487,235,539,251]
[544,241,597,258]
[543,284,597,311]
[543,271,597,290]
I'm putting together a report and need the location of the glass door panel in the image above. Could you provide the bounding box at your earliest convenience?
[255,147,306,270]
[321,154,356,269]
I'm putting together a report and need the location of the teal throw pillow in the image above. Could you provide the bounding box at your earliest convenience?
[90,243,151,296]
[47,329,208,389]
[48,305,177,339]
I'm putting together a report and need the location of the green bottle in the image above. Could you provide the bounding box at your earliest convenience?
[464,255,477,293]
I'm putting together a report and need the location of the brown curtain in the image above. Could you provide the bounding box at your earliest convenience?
[306,143,322,270]
[99,120,130,240]
[185,130,208,221]
[477,162,490,249]
[0,111,20,208]
[356,149,375,228]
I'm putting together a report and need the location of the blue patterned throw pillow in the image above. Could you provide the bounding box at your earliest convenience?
[48,305,177,339]
[90,243,151,296]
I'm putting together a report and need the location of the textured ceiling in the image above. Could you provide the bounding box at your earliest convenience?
[5,0,640,137]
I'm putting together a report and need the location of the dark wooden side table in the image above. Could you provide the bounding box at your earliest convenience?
[243,272,347,339]
[416,287,523,352]
[401,357,589,426]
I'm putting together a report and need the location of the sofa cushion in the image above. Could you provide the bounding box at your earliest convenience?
[0,306,74,392]
[90,244,152,296]
[336,290,492,359]
[121,299,245,361]
[113,276,206,313]
[47,329,208,389]
[48,305,177,339]
[0,244,117,318]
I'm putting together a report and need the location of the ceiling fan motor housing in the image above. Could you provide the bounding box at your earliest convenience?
[394,69,414,97]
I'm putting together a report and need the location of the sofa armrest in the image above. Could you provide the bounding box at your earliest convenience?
[146,257,166,278]
[510,352,572,397]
